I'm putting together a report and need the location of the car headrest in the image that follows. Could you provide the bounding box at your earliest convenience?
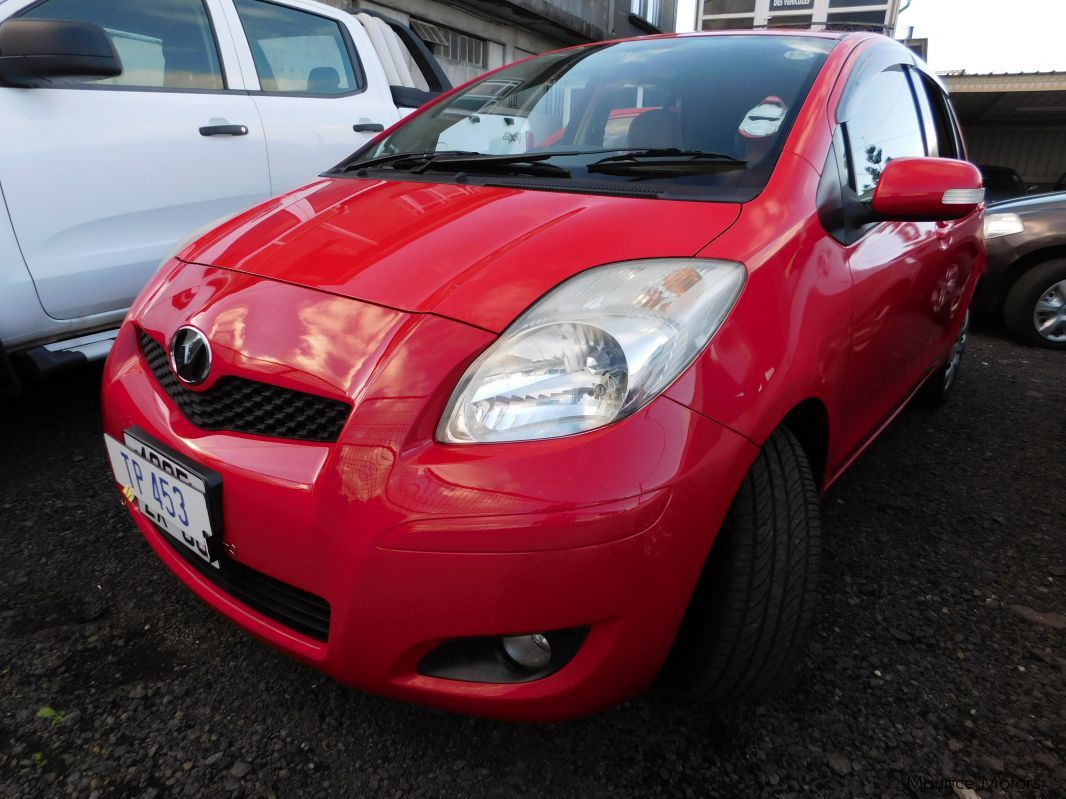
[307,66,340,93]
[626,109,682,150]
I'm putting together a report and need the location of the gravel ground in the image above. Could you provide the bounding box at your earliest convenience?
[0,327,1062,799]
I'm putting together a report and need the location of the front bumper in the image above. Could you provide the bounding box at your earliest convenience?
[974,235,1020,312]
[102,263,757,721]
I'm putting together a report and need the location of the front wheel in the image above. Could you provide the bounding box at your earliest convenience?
[660,426,821,705]
[1004,258,1066,349]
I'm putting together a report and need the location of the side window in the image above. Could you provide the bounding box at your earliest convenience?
[843,66,925,199]
[233,0,363,95]
[916,76,961,160]
[907,70,938,156]
[20,0,225,90]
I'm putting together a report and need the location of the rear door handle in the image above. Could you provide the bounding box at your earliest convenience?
[353,123,384,133]
[200,124,249,137]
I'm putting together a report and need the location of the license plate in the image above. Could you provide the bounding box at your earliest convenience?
[105,430,221,568]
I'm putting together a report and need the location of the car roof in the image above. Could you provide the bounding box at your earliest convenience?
[988,190,1066,210]
[569,28,871,52]
[626,29,865,46]
[676,29,849,39]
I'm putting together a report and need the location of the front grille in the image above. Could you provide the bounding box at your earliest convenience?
[155,524,331,641]
[138,329,350,442]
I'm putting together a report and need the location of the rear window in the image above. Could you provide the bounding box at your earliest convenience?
[233,0,362,94]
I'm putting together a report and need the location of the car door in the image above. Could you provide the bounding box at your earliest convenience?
[908,69,983,359]
[0,0,271,321]
[220,0,401,194]
[837,63,949,454]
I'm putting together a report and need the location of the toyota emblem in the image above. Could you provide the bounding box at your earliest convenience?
[170,326,212,385]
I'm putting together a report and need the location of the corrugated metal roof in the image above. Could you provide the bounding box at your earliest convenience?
[941,71,1066,127]
[940,72,1066,185]
[942,71,1066,92]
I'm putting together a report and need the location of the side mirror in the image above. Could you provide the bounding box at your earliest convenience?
[872,157,984,221]
[0,19,122,88]
[390,85,443,109]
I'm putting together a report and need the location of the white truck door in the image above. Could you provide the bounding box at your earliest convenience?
[0,0,271,320]
[220,0,401,194]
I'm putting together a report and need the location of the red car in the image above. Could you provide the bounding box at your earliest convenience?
[102,31,984,721]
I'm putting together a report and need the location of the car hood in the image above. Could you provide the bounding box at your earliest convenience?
[180,177,742,333]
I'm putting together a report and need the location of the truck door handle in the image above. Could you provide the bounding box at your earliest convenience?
[353,123,385,133]
[199,124,249,137]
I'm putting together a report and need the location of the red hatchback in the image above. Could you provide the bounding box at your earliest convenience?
[102,31,984,721]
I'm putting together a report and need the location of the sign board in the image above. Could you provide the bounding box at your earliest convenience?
[769,0,815,9]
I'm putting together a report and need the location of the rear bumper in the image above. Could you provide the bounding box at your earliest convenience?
[102,279,757,721]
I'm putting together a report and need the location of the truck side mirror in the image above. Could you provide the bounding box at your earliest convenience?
[0,19,122,88]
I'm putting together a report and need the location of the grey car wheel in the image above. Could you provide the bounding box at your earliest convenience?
[1032,279,1066,344]
[1005,258,1066,350]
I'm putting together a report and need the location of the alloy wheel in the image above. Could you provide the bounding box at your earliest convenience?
[1033,279,1066,343]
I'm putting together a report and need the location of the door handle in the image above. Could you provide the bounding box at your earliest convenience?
[935,220,953,249]
[353,122,384,133]
[199,124,249,136]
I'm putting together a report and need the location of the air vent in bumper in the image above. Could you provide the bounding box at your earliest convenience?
[156,524,331,641]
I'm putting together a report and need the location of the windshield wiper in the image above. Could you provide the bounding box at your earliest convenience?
[411,152,571,178]
[337,150,479,174]
[337,150,571,178]
[586,149,747,175]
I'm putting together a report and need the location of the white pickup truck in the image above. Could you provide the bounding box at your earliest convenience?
[0,0,450,390]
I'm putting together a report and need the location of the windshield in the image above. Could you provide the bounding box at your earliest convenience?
[335,35,836,201]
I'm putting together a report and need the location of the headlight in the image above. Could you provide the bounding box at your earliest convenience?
[437,259,746,444]
[984,212,1024,239]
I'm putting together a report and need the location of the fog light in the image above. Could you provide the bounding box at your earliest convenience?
[419,627,586,683]
[501,633,552,671]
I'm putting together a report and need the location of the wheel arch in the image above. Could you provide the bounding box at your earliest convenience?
[994,245,1066,309]
[779,398,830,491]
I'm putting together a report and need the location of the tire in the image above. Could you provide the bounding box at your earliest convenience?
[1003,258,1066,349]
[915,308,969,408]
[661,426,821,705]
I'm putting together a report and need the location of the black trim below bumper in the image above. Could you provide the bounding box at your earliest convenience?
[153,523,331,642]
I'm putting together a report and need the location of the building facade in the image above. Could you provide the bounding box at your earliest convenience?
[322,1,678,86]
[700,0,902,34]
[944,71,1066,190]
